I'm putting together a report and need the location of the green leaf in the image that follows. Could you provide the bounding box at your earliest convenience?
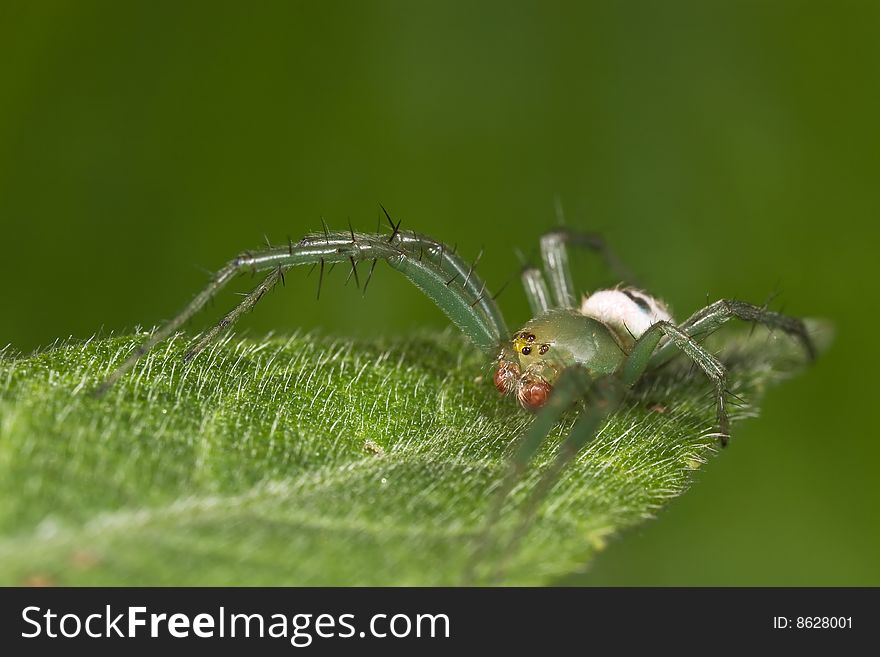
[0,322,830,585]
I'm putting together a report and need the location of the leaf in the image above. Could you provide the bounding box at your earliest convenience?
[0,322,830,585]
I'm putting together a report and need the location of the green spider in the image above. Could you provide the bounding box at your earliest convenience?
[98,209,816,520]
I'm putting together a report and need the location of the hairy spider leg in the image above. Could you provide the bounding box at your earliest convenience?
[396,231,508,338]
[649,299,816,367]
[180,227,513,364]
[96,230,506,395]
[539,228,638,309]
[622,320,731,444]
[183,265,286,361]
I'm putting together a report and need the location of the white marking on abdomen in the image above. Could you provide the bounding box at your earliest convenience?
[580,288,673,340]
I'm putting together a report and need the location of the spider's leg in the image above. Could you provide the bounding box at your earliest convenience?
[520,266,552,316]
[498,374,623,575]
[468,365,592,579]
[650,299,816,367]
[396,228,508,339]
[183,266,286,362]
[622,320,731,444]
[96,229,504,394]
[501,366,593,498]
[540,228,638,308]
[540,230,577,309]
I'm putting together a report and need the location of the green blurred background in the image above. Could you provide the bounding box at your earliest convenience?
[1,1,877,585]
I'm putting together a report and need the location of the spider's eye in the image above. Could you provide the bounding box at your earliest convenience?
[493,361,520,395]
[519,379,551,411]
[513,332,540,357]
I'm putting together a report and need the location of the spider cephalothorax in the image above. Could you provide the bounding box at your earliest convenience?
[496,288,674,411]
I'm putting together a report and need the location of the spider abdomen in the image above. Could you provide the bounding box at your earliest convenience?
[580,288,673,349]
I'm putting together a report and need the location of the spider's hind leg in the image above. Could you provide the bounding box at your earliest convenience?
[622,320,731,445]
[651,299,816,367]
[520,266,552,316]
[540,228,637,309]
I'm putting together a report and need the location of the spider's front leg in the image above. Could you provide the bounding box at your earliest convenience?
[471,365,624,580]
[96,221,507,394]
[502,373,624,565]
[184,265,286,361]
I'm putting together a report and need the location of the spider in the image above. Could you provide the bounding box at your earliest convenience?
[98,208,816,529]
